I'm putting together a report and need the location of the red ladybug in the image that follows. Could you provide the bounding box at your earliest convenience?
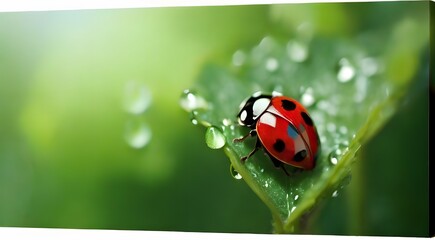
[234,91,320,171]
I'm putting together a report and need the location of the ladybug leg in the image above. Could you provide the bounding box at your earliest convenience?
[233,129,257,143]
[267,153,290,176]
[240,137,262,162]
[280,165,290,176]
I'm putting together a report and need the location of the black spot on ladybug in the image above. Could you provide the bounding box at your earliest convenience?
[281,99,296,111]
[301,112,313,126]
[293,150,307,162]
[273,139,285,153]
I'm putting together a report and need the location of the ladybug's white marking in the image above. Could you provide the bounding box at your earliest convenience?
[267,105,287,120]
[252,98,271,118]
[259,112,276,127]
[240,110,247,122]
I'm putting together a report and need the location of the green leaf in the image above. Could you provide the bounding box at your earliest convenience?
[180,33,425,233]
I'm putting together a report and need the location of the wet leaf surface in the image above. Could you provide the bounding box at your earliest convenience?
[181,30,425,232]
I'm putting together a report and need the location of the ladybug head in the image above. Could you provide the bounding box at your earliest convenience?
[237,92,273,128]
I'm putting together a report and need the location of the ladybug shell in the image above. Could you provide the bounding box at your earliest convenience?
[256,96,319,170]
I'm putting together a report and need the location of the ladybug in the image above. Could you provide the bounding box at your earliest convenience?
[234,91,320,172]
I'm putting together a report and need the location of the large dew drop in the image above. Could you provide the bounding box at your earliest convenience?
[205,126,226,149]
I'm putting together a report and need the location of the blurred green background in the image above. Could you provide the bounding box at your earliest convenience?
[0,2,429,236]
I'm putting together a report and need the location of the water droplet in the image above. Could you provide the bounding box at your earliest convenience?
[330,155,339,165]
[232,50,246,67]
[265,57,279,72]
[222,118,232,126]
[230,164,242,180]
[326,123,336,133]
[337,58,356,83]
[190,111,199,125]
[341,173,352,187]
[179,89,208,112]
[339,126,348,135]
[123,81,152,115]
[294,195,299,201]
[264,181,269,188]
[205,126,226,149]
[317,100,338,116]
[124,120,152,149]
[332,190,339,198]
[328,143,349,165]
[291,206,297,213]
[287,40,308,62]
[300,87,315,107]
[360,57,379,76]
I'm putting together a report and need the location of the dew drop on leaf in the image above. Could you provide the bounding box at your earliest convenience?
[294,195,299,201]
[205,126,226,149]
[179,89,208,112]
[230,164,243,180]
[190,111,199,125]
[222,118,236,132]
[191,118,198,125]
[222,118,232,126]
[328,143,349,165]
